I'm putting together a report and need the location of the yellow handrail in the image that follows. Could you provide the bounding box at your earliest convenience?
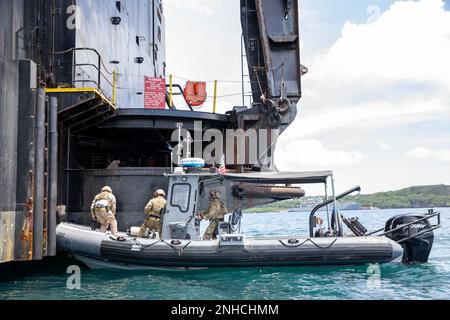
[112,70,117,106]
[213,80,218,114]
[44,88,116,110]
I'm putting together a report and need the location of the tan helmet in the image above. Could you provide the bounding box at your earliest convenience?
[210,191,220,199]
[102,186,112,193]
[156,189,166,197]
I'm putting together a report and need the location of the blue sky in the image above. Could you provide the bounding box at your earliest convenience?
[301,0,396,53]
[164,0,450,194]
[301,0,450,54]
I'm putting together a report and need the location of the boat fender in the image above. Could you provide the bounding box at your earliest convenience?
[280,238,338,249]
[110,235,127,242]
[279,239,302,248]
[163,240,192,257]
[128,227,142,237]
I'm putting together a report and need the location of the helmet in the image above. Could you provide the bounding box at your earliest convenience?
[102,186,112,193]
[156,189,166,197]
[210,191,220,199]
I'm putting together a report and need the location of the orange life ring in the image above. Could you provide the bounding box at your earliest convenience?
[183,81,207,107]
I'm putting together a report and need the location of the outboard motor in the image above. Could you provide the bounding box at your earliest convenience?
[384,212,437,263]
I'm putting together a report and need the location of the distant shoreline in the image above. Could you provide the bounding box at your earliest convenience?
[245,185,450,213]
[245,206,449,214]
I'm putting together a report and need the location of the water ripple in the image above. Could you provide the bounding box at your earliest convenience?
[0,208,449,300]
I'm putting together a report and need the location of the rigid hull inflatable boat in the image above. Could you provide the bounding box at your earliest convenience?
[57,224,405,269]
[56,170,441,270]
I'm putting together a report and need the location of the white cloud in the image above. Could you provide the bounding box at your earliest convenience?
[168,0,222,16]
[407,147,450,162]
[282,98,446,138]
[406,147,433,159]
[278,0,450,177]
[288,0,450,139]
[162,0,450,191]
[378,142,391,150]
[277,139,364,169]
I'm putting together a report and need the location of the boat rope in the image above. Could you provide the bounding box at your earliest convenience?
[161,240,192,257]
[111,73,251,84]
[133,239,161,251]
[254,69,265,98]
[279,238,338,250]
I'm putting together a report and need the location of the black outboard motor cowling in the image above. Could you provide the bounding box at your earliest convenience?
[385,213,434,263]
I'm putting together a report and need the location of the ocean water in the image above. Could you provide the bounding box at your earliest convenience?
[0,208,449,300]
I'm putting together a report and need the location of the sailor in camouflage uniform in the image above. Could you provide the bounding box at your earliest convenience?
[197,191,228,240]
[91,186,118,235]
[139,189,167,237]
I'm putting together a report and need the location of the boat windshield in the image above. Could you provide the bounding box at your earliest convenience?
[170,183,191,213]
[222,171,333,184]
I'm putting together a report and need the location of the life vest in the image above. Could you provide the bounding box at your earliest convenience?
[95,192,111,210]
[205,199,227,221]
[145,196,167,217]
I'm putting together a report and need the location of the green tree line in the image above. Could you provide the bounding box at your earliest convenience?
[344,185,450,209]
[246,185,450,213]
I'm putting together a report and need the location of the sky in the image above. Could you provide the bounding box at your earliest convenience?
[164,0,450,194]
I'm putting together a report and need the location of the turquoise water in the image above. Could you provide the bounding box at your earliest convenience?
[0,208,449,300]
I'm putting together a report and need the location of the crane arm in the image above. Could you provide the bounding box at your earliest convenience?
[241,0,303,104]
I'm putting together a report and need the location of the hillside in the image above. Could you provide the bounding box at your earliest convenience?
[344,184,450,209]
[246,185,450,213]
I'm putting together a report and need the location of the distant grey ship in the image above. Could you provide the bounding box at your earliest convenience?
[288,201,362,212]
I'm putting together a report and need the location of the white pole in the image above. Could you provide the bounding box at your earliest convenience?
[325,181,331,232]
[177,123,183,165]
[331,175,340,236]
[186,131,192,159]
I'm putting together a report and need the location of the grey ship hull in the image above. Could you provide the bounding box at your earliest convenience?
[1,0,304,266]
[57,223,403,269]
[289,203,362,213]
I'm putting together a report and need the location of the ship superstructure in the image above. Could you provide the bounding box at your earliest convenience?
[65,0,166,108]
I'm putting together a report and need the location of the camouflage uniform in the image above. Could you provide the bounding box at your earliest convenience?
[139,195,167,237]
[91,190,118,235]
[202,197,228,240]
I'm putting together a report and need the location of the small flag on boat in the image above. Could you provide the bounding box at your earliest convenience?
[218,155,227,175]
[218,164,227,175]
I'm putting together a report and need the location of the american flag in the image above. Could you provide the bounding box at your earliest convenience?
[218,164,228,175]
[218,155,227,175]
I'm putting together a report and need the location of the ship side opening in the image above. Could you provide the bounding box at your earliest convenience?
[69,128,174,169]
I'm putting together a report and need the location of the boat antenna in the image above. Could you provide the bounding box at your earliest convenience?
[186,131,192,159]
[176,123,183,165]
